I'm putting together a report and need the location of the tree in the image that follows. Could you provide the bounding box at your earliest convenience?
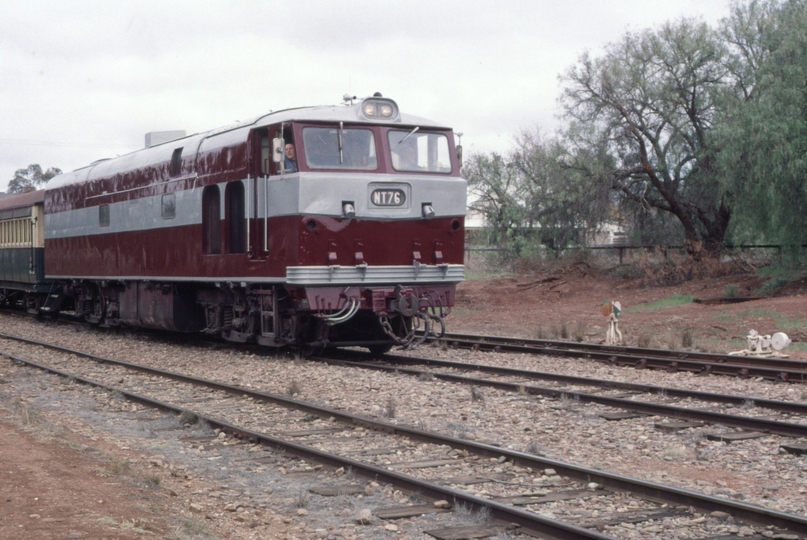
[717,0,807,250]
[560,18,733,255]
[464,151,529,255]
[510,128,613,249]
[7,164,61,194]
[465,129,614,257]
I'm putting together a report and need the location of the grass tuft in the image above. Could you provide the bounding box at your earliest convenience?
[723,284,738,298]
[526,440,545,456]
[179,410,199,426]
[287,380,302,396]
[626,294,694,312]
[383,399,396,419]
[453,502,491,524]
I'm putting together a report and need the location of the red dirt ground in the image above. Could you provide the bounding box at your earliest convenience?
[449,262,807,356]
[0,412,174,539]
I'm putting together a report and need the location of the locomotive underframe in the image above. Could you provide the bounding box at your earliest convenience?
[25,279,453,353]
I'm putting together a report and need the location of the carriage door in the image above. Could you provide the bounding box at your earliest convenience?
[202,185,221,255]
[225,182,246,254]
[247,128,271,258]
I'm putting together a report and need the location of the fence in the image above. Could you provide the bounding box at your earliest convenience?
[464,244,803,274]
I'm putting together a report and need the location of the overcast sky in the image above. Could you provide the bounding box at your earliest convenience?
[0,1,731,191]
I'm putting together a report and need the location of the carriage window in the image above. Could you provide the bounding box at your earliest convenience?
[161,193,176,219]
[202,186,221,254]
[302,127,377,170]
[99,205,110,227]
[0,218,32,246]
[389,131,452,173]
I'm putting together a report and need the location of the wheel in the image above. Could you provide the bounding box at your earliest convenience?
[24,293,42,315]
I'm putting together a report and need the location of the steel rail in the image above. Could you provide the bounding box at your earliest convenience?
[2,332,807,534]
[435,331,807,368]
[344,352,807,416]
[323,357,807,438]
[426,332,807,382]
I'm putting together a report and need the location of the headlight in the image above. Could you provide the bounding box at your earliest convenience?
[360,98,399,120]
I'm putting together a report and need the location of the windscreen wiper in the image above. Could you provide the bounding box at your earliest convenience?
[393,126,419,148]
[338,122,344,164]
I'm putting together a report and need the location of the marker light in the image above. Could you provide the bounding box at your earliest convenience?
[422,203,435,219]
[342,201,356,218]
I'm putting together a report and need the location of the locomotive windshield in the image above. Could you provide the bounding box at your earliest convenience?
[302,127,377,170]
[389,130,452,173]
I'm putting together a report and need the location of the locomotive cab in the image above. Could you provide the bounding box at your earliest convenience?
[223,97,466,352]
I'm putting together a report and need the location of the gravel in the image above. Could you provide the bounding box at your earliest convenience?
[1,313,806,539]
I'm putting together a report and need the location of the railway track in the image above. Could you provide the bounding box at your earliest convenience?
[322,352,807,439]
[2,331,807,539]
[425,332,807,383]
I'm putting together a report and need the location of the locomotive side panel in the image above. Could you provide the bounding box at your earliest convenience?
[43,132,279,280]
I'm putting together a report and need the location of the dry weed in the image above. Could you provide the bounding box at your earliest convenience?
[682,329,694,348]
[574,321,587,342]
[287,380,302,396]
[636,250,737,286]
[383,399,396,419]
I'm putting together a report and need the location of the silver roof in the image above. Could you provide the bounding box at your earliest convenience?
[47,97,452,191]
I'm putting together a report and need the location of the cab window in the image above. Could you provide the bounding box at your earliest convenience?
[302,127,377,170]
[388,130,451,173]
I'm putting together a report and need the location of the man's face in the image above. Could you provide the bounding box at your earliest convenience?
[285,144,296,160]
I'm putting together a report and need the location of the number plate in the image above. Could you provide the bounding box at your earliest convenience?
[370,189,406,207]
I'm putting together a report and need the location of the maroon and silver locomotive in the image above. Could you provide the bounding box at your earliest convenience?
[9,94,466,353]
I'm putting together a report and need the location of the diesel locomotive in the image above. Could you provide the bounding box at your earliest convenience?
[0,94,466,353]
